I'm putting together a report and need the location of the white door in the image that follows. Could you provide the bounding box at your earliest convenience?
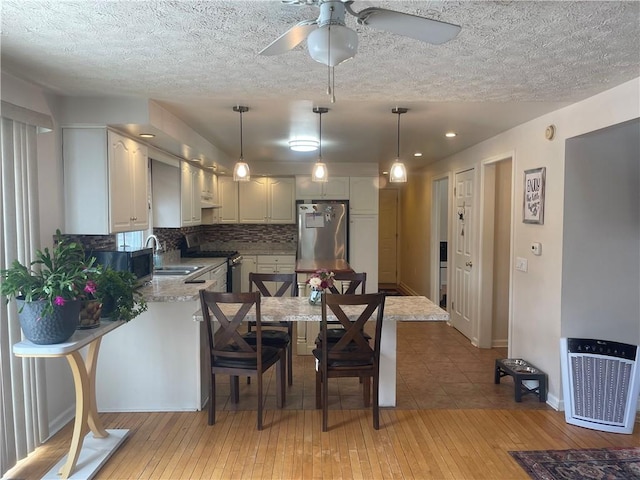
[451,168,475,341]
[378,189,398,285]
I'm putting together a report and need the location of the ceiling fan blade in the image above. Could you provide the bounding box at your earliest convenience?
[259,20,318,56]
[355,8,461,45]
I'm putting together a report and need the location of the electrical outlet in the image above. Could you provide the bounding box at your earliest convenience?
[516,257,528,272]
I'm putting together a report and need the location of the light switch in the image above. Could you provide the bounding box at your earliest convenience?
[516,257,528,272]
[531,242,542,256]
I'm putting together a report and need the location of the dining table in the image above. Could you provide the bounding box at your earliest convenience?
[194,295,449,406]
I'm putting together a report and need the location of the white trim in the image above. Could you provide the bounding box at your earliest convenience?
[0,101,53,131]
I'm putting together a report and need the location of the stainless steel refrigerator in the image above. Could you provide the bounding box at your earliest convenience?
[296,201,349,261]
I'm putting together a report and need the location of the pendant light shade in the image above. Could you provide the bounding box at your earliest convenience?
[232,106,250,182]
[389,107,408,183]
[312,107,329,183]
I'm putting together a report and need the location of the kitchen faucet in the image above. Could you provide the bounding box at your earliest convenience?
[145,235,163,268]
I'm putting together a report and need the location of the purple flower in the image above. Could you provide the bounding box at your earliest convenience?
[84,280,97,295]
[54,296,65,306]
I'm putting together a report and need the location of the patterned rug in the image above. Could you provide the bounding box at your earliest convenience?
[509,447,640,480]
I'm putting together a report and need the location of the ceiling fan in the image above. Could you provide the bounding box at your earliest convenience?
[259,0,462,67]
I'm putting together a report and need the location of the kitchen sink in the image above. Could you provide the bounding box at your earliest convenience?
[153,265,205,276]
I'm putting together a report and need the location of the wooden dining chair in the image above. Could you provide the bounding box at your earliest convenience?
[313,292,386,432]
[247,272,297,386]
[199,290,285,430]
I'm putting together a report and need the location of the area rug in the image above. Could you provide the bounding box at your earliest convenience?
[509,447,640,480]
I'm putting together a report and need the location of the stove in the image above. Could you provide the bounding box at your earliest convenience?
[181,234,243,291]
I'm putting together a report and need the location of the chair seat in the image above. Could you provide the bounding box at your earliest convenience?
[312,348,374,367]
[213,345,280,368]
[243,330,290,348]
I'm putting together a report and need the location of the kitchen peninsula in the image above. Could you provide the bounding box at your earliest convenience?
[94,258,225,412]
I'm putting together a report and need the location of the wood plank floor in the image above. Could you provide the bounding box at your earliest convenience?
[6,322,640,479]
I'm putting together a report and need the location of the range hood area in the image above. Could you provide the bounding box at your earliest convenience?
[58,96,231,172]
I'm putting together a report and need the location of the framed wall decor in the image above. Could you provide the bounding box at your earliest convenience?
[523,167,545,224]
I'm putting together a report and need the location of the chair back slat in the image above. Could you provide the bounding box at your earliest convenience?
[327,272,367,294]
[249,272,298,297]
[200,290,262,361]
[320,293,385,363]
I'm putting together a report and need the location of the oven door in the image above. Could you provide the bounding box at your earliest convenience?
[229,261,242,293]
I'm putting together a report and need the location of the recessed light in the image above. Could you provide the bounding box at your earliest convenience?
[289,139,319,152]
[445,132,457,138]
[382,171,389,175]
[139,133,155,138]
[414,152,423,157]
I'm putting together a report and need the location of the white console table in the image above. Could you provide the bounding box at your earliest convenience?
[13,320,128,479]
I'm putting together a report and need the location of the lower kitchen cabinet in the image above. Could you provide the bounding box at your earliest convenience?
[241,254,295,292]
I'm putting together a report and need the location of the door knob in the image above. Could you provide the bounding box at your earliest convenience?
[465,261,473,267]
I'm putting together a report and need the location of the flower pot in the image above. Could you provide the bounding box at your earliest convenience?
[100,295,116,320]
[309,289,323,306]
[16,298,81,344]
[78,299,102,329]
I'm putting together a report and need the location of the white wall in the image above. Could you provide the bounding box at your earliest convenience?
[1,72,76,434]
[422,78,640,408]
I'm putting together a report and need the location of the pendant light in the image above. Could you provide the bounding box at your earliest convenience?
[232,105,250,182]
[389,107,408,183]
[312,107,329,183]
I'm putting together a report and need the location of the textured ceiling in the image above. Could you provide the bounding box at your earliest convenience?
[1,1,639,174]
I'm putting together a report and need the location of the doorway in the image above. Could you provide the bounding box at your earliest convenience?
[378,188,399,286]
[478,157,513,349]
[431,176,449,309]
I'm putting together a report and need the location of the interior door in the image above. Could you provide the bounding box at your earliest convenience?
[378,189,398,285]
[451,168,475,341]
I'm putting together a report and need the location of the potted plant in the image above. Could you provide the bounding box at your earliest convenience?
[0,230,96,344]
[94,267,147,322]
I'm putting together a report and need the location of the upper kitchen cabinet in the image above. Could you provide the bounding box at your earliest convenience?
[349,177,380,215]
[63,128,149,234]
[180,162,203,226]
[152,160,203,227]
[295,176,349,200]
[240,177,295,224]
[217,176,239,223]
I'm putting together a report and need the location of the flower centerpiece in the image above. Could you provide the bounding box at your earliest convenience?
[0,230,98,343]
[306,269,335,305]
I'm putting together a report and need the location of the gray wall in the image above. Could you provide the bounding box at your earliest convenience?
[561,118,640,344]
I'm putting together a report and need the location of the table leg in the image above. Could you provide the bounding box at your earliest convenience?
[59,351,91,479]
[86,338,108,437]
[379,320,397,407]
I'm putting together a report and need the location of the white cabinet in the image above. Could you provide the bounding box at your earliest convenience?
[239,177,295,224]
[350,177,379,215]
[181,162,203,226]
[217,176,239,223]
[64,128,149,234]
[295,176,349,200]
[152,160,203,228]
[201,170,219,207]
[350,215,379,293]
[241,255,257,292]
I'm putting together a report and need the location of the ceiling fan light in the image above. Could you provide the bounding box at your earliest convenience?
[389,160,407,183]
[307,24,358,66]
[233,160,250,182]
[289,139,319,152]
[312,160,328,183]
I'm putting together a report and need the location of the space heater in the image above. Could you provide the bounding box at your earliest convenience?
[560,337,640,434]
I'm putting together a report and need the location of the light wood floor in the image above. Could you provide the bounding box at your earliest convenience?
[6,323,640,480]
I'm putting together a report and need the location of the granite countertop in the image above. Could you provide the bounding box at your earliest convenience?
[193,296,449,322]
[138,258,226,303]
